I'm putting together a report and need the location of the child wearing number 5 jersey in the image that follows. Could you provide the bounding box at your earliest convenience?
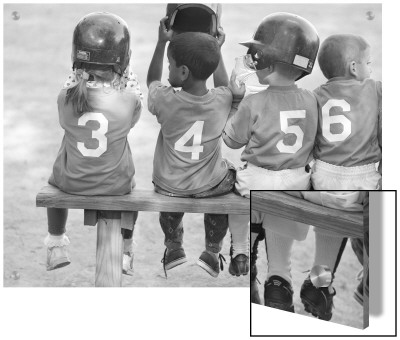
[44,13,142,276]
[223,13,320,308]
[147,17,245,278]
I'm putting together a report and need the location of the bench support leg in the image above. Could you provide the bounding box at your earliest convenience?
[95,217,123,287]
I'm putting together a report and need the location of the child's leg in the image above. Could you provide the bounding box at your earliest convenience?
[197,213,229,277]
[250,219,265,304]
[228,214,250,276]
[229,214,250,257]
[159,211,187,273]
[121,211,138,276]
[47,207,68,236]
[263,227,295,312]
[264,228,294,285]
[45,208,70,271]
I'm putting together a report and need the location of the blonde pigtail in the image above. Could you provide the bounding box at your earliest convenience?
[65,70,93,116]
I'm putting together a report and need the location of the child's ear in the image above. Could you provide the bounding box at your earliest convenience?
[180,65,190,81]
[349,61,357,77]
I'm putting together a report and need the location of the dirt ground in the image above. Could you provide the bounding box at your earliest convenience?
[3,1,380,328]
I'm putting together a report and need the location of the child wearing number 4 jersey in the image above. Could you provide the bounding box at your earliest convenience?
[147,17,245,277]
[223,13,320,308]
[44,13,142,276]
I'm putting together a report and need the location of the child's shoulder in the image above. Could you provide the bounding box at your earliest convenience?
[212,85,233,98]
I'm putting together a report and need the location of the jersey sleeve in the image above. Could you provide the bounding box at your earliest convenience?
[147,80,166,117]
[223,98,252,145]
[131,95,142,128]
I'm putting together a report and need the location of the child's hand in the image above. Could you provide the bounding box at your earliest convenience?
[216,26,226,48]
[158,16,173,43]
[228,71,246,99]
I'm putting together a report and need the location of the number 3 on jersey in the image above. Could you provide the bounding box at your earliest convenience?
[174,121,204,160]
[77,112,108,157]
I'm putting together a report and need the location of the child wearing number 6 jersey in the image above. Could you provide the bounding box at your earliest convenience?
[44,13,142,275]
[147,17,245,278]
[298,34,381,321]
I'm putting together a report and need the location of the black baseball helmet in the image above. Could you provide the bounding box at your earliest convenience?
[166,3,220,37]
[72,12,131,75]
[240,12,319,79]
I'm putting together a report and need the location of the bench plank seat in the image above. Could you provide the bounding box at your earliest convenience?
[251,191,364,238]
[36,185,249,215]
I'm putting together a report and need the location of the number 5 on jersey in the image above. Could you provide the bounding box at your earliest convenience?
[174,121,204,160]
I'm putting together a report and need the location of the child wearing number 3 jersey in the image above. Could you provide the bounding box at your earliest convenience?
[44,13,142,275]
[147,17,245,278]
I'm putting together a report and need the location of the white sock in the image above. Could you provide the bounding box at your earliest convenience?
[313,228,345,272]
[229,214,250,258]
[265,228,293,285]
[44,233,70,247]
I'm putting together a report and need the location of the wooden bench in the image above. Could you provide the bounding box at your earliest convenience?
[36,185,249,287]
[250,191,364,238]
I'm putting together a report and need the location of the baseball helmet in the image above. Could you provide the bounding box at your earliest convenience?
[72,12,131,75]
[166,3,221,37]
[240,12,319,79]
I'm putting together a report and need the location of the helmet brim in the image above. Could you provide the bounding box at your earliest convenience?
[239,39,265,48]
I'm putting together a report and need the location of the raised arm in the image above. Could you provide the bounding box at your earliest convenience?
[146,17,173,88]
[222,72,246,149]
[213,26,229,87]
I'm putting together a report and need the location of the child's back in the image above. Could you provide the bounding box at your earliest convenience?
[148,83,232,194]
[225,85,318,171]
[314,77,381,167]
[51,82,141,195]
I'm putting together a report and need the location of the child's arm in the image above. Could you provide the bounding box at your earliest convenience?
[222,72,246,149]
[146,16,173,88]
[213,26,229,87]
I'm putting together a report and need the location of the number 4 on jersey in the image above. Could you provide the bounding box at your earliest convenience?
[174,121,204,160]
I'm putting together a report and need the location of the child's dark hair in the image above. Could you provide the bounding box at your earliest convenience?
[318,34,370,79]
[65,63,117,116]
[168,32,220,80]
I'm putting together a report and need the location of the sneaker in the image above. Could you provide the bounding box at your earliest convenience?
[250,251,261,304]
[197,250,226,277]
[122,252,134,276]
[47,246,71,271]
[300,276,336,321]
[229,246,249,276]
[161,247,187,277]
[264,275,295,312]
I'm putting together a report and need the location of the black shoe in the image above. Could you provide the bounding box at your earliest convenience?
[300,277,336,321]
[264,275,295,312]
[229,246,249,276]
[161,247,187,278]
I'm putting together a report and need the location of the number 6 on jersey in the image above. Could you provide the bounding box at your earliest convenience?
[174,121,204,160]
